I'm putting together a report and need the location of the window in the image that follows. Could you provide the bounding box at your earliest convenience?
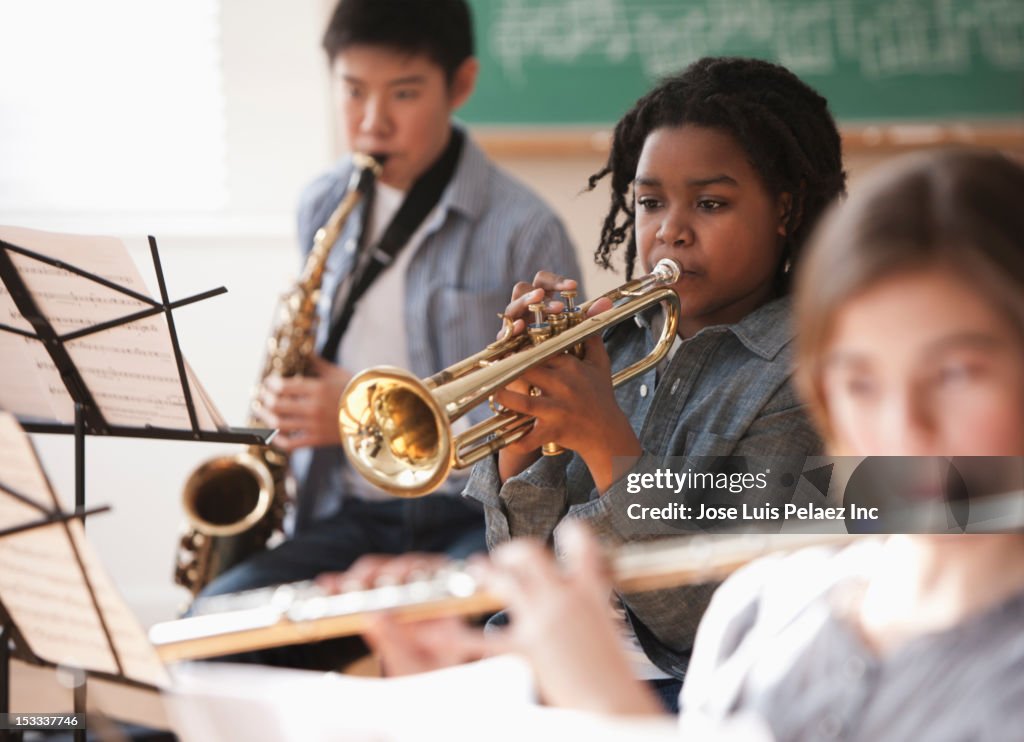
[0,0,226,214]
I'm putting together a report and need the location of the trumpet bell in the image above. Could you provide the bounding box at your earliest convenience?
[339,367,453,498]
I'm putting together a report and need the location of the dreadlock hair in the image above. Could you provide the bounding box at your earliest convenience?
[589,56,846,289]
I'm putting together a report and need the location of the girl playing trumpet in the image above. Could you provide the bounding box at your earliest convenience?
[331,56,847,708]
[463,56,845,708]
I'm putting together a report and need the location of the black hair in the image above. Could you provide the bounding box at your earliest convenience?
[322,0,474,81]
[589,56,846,290]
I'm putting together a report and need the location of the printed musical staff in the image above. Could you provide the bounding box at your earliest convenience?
[0,413,170,687]
[0,226,225,431]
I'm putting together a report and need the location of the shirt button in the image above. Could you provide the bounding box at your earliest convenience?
[639,384,649,398]
[344,238,357,253]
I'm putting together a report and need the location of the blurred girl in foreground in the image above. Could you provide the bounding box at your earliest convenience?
[367,149,1024,740]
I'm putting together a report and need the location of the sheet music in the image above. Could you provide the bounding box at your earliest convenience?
[0,412,59,514]
[0,226,224,431]
[0,411,170,688]
[0,330,68,423]
[185,360,227,430]
[65,520,172,688]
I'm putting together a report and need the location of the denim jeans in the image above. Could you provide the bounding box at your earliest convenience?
[648,677,683,714]
[193,494,486,669]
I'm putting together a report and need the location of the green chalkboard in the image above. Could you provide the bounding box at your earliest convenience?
[461,0,1024,125]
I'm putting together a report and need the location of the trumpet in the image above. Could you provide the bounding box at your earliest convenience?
[337,258,682,498]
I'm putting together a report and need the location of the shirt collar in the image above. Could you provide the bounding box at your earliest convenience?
[725,296,794,360]
[635,295,794,361]
[437,124,490,221]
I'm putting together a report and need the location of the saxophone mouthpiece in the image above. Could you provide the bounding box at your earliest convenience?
[350,153,386,190]
[353,152,388,170]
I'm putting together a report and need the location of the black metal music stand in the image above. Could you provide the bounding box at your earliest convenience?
[0,234,273,503]
[0,235,272,435]
[0,233,274,740]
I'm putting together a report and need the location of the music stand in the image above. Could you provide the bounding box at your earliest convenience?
[0,493,108,731]
[0,232,273,503]
[0,231,273,740]
[0,482,162,741]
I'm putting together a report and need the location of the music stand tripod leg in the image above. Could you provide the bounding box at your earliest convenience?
[0,625,20,742]
[73,403,86,742]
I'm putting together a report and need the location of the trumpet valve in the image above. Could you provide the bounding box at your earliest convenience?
[547,311,568,334]
[562,291,584,328]
[541,441,564,457]
[557,290,586,356]
[527,303,552,344]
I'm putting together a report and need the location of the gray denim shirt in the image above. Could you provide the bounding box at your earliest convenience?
[464,296,823,678]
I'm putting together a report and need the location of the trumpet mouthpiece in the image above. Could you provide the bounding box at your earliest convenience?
[653,258,682,284]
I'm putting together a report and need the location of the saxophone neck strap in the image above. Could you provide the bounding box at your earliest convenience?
[320,127,465,361]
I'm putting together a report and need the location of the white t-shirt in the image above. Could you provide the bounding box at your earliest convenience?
[336,182,440,501]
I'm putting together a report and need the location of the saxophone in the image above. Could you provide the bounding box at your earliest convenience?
[174,154,382,596]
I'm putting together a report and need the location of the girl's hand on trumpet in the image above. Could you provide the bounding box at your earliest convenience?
[496,270,579,340]
[495,272,641,492]
[496,270,574,480]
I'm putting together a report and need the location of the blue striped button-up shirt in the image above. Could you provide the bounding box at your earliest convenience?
[290,132,580,532]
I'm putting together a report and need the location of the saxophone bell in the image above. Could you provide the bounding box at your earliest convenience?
[181,452,276,536]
